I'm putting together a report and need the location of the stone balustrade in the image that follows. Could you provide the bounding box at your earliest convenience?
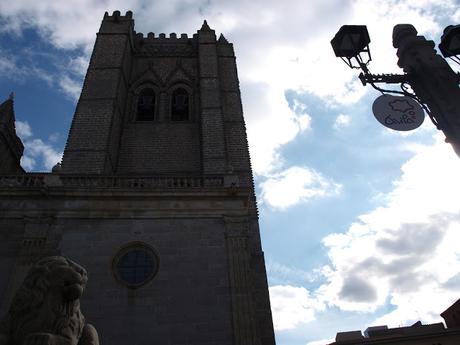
[0,174,232,190]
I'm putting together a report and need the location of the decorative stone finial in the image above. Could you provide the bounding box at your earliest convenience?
[201,20,211,31]
[8,92,14,101]
[218,34,228,43]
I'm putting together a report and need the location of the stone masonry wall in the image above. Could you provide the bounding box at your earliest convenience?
[0,142,23,174]
[0,213,236,345]
[0,219,23,316]
[117,122,201,174]
[61,217,233,345]
[62,12,133,174]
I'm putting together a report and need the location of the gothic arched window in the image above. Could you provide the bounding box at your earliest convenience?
[171,88,189,121]
[136,88,155,121]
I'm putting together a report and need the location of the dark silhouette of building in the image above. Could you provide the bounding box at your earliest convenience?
[0,94,24,175]
[0,10,276,345]
[329,299,460,345]
[441,298,460,329]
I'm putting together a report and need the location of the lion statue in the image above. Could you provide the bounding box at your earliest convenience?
[0,256,99,345]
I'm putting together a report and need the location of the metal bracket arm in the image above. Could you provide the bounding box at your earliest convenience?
[358,72,409,86]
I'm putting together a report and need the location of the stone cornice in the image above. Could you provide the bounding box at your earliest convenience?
[0,173,239,188]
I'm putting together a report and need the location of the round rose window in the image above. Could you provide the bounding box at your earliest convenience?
[113,243,159,288]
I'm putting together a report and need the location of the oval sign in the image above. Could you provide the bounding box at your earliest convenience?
[372,94,424,131]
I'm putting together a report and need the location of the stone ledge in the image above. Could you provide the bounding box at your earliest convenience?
[0,173,242,191]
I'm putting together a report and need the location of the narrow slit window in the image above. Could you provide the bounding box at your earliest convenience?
[137,88,155,121]
[171,88,189,121]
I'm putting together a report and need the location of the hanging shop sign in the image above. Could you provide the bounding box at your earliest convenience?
[372,94,425,131]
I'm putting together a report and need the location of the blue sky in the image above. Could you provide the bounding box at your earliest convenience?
[2,1,460,344]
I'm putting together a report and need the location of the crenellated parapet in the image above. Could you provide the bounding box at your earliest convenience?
[103,10,133,19]
[135,32,191,41]
[134,31,198,57]
[98,10,235,57]
[99,10,134,34]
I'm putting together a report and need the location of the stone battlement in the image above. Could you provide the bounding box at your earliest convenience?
[103,10,133,21]
[135,32,192,41]
[102,11,232,46]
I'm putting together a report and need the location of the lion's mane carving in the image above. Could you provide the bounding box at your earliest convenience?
[0,256,99,345]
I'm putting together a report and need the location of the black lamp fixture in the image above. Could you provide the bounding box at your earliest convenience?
[330,25,371,69]
[439,24,460,65]
[331,25,408,88]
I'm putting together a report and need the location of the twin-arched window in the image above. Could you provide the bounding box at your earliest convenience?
[135,87,190,121]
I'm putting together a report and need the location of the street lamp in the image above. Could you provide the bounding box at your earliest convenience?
[440,24,460,64]
[331,24,460,156]
[330,25,371,69]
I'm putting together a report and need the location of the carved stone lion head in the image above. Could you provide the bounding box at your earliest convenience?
[3,256,91,345]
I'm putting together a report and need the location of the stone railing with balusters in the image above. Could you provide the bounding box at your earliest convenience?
[0,174,46,188]
[0,174,237,190]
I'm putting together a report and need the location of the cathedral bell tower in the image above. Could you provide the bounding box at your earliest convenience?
[0,11,276,345]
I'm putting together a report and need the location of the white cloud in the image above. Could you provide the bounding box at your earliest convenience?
[306,339,335,345]
[58,75,82,102]
[267,261,316,285]
[14,121,61,172]
[48,132,61,143]
[243,82,311,174]
[316,134,460,324]
[0,55,18,74]
[260,166,341,209]
[15,120,32,139]
[68,55,89,76]
[0,49,55,85]
[17,126,63,171]
[333,114,351,130]
[20,155,35,171]
[0,0,106,51]
[269,285,324,331]
[296,114,311,132]
[23,138,63,171]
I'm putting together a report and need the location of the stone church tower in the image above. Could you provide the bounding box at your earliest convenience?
[0,10,276,345]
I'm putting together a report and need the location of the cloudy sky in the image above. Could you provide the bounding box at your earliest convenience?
[2,0,460,344]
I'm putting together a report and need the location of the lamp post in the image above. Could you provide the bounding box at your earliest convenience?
[331,24,460,156]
